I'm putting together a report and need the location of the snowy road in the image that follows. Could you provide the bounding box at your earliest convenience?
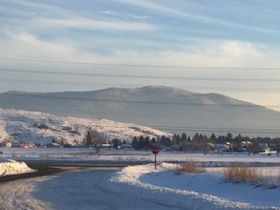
[1,166,279,210]
[0,169,184,210]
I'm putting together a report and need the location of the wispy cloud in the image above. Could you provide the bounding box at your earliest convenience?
[37,18,157,31]
[1,0,157,33]
[117,0,280,35]
[1,0,280,106]
[2,31,279,69]
[1,30,280,107]
[0,32,79,60]
[101,10,118,16]
[128,15,150,21]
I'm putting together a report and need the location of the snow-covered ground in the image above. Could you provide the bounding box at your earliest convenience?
[0,159,34,176]
[0,169,181,210]
[0,108,171,146]
[112,163,280,210]
[0,148,279,167]
[0,165,279,210]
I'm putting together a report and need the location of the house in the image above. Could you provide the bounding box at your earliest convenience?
[20,143,37,149]
[215,142,231,153]
[258,143,270,152]
[5,142,12,148]
[45,142,62,148]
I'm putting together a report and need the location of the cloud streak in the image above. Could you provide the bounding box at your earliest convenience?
[117,0,280,35]
[2,31,280,69]
[37,18,156,31]
[1,0,280,107]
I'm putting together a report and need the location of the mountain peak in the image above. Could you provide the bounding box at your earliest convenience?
[138,86,191,94]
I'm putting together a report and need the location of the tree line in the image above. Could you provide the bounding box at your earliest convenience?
[131,132,280,154]
[82,127,280,154]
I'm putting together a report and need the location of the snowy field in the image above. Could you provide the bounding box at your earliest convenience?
[0,148,279,167]
[0,164,279,210]
[112,163,280,209]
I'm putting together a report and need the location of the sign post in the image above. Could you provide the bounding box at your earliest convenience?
[151,146,160,170]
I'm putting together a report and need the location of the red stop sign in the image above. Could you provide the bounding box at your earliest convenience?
[151,146,160,154]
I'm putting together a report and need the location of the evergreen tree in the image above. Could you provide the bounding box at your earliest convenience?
[210,133,216,142]
[138,136,145,149]
[112,138,121,149]
[85,130,92,147]
[160,136,172,147]
[132,136,138,149]
[151,137,156,144]
[181,132,187,142]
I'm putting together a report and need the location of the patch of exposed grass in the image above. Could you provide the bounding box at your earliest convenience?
[224,167,262,184]
[175,161,205,175]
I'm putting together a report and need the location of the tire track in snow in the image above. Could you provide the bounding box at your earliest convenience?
[112,163,280,210]
[0,178,50,210]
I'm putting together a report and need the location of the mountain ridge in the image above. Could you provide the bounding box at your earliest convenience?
[2,86,257,105]
[1,86,280,137]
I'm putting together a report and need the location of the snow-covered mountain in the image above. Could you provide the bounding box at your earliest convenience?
[0,109,170,146]
[1,86,280,137]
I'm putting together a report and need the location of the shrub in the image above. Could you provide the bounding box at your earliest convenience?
[175,161,205,174]
[224,167,262,184]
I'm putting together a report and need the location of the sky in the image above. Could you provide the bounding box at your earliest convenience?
[1,0,280,110]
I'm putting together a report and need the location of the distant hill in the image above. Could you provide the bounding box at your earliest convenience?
[0,108,170,145]
[1,86,280,137]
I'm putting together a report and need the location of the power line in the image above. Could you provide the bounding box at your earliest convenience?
[0,78,139,87]
[75,123,280,134]
[149,126,280,134]
[3,91,280,108]
[1,57,280,70]
[88,125,280,134]
[6,116,280,135]
[2,78,280,91]
[1,67,280,82]
[1,99,277,121]
[9,106,278,121]
[0,114,279,134]
[1,94,280,134]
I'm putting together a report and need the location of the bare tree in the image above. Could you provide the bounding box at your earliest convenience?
[85,129,106,155]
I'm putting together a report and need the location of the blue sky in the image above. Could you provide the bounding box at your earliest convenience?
[1,0,280,109]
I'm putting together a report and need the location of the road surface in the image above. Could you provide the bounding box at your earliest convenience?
[0,169,183,210]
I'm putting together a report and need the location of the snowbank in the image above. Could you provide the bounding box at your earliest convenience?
[112,163,280,210]
[0,159,34,176]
